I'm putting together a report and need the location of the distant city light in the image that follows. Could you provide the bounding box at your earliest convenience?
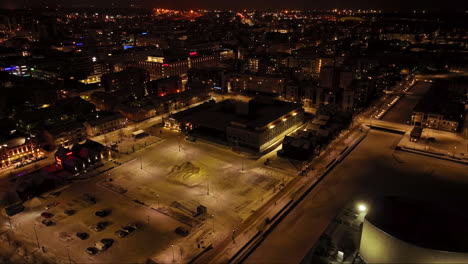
[92,57,97,62]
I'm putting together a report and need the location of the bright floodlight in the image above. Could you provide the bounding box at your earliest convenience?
[358,204,367,212]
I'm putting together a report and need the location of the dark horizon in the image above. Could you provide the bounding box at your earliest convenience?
[0,0,467,12]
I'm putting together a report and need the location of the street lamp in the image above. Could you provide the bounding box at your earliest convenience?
[357,204,367,213]
[33,224,40,249]
[212,214,215,233]
[66,245,71,264]
[171,243,175,261]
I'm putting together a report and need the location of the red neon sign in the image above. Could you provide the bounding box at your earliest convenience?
[189,52,197,56]
[66,152,73,156]
[163,63,169,66]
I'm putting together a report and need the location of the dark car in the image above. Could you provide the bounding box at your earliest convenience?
[41,219,54,226]
[95,209,111,218]
[427,137,436,143]
[114,229,128,238]
[94,221,108,232]
[83,193,96,204]
[175,226,189,237]
[76,232,89,240]
[86,247,98,255]
[41,212,53,218]
[122,225,136,234]
[101,238,114,246]
[64,209,75,216]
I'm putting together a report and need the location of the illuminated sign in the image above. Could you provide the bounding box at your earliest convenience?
[4,67,17,71]
[66,152,73,156]
[189,51,197,56]
[123,45,134,50]
[213,86,222,90]
[142,32,148,35]
[163,64,169,66]
[76,43,83,46]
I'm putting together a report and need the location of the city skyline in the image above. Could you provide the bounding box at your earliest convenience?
[1,0,467,11]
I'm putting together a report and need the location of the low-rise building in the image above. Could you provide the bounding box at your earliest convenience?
[43,121,87,148]
[84,112,126,136]
[411,82,465,132]
[165,97,304,152]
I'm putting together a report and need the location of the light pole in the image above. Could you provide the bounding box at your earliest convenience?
[212,214,215,233]
[171,243,175,261]
[206,175,210,196]
[33,224,40,249]
[157,194,160,208]
[66,245,71,264]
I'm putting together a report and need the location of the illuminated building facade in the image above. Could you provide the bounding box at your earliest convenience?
[0,143,43,169]
[165,97,304,152]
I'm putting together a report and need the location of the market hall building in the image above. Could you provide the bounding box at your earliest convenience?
[164,97,304,152]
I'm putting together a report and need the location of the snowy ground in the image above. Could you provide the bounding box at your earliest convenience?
[246,129,468,264]
[398,128,468,160]
[0,123,294,264]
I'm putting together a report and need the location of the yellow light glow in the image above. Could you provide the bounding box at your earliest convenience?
[358,204,367,212]
[293,113,297,116]
[269,125,275,129]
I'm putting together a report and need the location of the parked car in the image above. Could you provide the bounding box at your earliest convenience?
[122,225,136,234]
[114,229,128,238]
[44,202,59,210]
[95,238,113,251]
[427,137,436,143]
[41,212,53,218]
[76,232,89,240]
[83,193,96,204]
[95,209,111,218]
[86,247,98,255]
[175,226,189,237]
[64,209,75,216]
[41,219,54,226]
[94,221,108,232]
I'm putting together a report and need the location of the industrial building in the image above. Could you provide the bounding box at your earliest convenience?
[164,97,304,152]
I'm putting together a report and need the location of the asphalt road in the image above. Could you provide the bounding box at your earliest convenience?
[245,129,468,264]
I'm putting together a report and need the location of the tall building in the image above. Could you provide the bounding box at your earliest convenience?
[101,67,149,97]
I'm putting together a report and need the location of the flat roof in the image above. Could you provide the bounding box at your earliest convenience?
[171,97,302,131]
[366,196,468,253]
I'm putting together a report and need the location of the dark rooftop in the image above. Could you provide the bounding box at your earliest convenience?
[366,196,468,253]
[413,82,464,122]
[171,97,301,131]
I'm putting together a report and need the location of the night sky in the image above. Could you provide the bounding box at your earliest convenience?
[0,0,466,11]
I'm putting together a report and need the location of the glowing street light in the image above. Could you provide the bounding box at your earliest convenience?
[357,204,367,212]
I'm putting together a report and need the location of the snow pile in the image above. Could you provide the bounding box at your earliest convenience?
[166,162,203,187]
[23,197,44,208]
